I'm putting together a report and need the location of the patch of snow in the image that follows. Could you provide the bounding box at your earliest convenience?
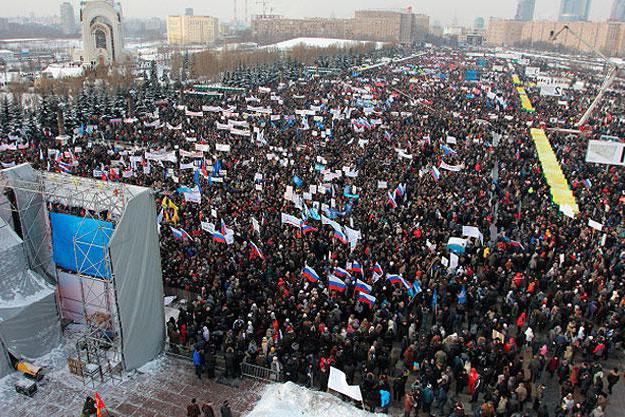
[263,37,386,51]
[136,354,166,375]
[245,381,384,417]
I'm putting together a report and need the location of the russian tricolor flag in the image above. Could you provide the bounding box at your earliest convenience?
[430,166,441,182]
[384,130,392,141]
[582,178,592,189]
[350,261,363,275]
[328,276,347,292]
[387,273,403,286]
[354,279,372,294]
[58,161,73,174]
[211,230,227,243]
[170,226,192,241]
[394,183,406,198]
[249,241,264,260]
[358,292,376,307]
[387,192,397,208]
[301,223,318,234]
[373,262,383,276]
[509,240,524,250]
[333,229,348,244]
[334,267,351,279]
[302,266,320,283]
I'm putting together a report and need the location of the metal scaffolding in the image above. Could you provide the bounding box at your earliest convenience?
[0,166,141,386]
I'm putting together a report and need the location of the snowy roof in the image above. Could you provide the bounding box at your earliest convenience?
[0,269,55,310]
[263,37,386,51]
[41,64,85,79]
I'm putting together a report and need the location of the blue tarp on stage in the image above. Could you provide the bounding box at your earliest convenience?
[49,212,114,279]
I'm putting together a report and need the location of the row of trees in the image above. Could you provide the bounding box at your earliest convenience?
[2,59,173,137]
[175,42,385,81]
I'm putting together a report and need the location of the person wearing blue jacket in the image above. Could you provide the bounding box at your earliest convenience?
[193,347,202,380]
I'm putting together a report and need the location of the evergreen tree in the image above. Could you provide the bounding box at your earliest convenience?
[9,99,24,135]
[181,52,190,83]
[38,95,58,134]
[0,96,10,137]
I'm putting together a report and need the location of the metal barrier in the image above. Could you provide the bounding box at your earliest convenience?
[240,361,282,382]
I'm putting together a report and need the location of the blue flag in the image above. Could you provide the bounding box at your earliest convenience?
[293,175,304,188]
[457,285,466,304]
[194,169,202,193]
[308,206,321,221]
[213,159,221,177]
[431,289,438,311]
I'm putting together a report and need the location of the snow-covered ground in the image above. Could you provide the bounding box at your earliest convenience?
[263,37,386,51]
[246,381,384,417]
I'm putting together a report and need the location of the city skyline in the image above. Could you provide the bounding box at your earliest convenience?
[0,0,616,26]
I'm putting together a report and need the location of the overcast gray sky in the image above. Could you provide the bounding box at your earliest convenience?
[2,0,614,26]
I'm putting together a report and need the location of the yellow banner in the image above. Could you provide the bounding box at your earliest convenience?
[530,129,579,214]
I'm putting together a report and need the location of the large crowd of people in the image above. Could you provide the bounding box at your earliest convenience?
[1,46,624,417]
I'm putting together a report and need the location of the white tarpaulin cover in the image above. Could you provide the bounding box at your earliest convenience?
[109,190,165,370]
[0,217,61,364]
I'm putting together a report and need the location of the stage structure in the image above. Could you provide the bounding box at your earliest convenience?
[0,164,164,383]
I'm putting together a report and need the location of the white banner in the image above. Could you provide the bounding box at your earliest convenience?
[585,140,625,166]
[588,219,603,231]
[540,85,563,97]
[184,190,201,203]
[185,110,204,117]
[228,119,249,128]
[145,150,177,163]
[440,161,464,172]
[201,221,216,233]
[462,225,483,244]
[328,367,363,402]
[321,215,343,233]
[344,226,362,251]
[195,144,211,152]
[230,127,252,137]
[180,149,204,158]
[281,213,301,228]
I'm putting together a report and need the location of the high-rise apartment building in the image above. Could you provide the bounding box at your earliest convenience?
[559,0,592,22]
[60,2,76,35]
[486,18,625,57]
[515,0,536,21]
[610,0,625,22]
[167,15,219,45]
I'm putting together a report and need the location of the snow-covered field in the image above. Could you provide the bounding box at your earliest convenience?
[246,381,384,417]
[263,37,386,51]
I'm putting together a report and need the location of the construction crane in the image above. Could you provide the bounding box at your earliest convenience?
[549,25,620,128]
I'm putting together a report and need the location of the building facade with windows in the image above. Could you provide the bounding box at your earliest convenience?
[251,10,429,45]
[166,15,219,45]
[486,18,625,57]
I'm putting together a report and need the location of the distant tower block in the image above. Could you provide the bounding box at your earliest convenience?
[78,0,127,65]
